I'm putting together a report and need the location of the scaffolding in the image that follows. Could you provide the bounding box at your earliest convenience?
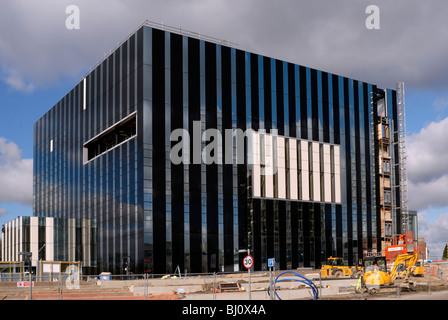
[396,81,409,232]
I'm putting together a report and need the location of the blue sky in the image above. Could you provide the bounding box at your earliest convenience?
[1,0,448,258]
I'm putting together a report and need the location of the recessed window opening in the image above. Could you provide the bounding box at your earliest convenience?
[83,112,137,163]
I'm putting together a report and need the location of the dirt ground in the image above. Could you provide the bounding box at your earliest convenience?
[325,264,448,300]
[1,264,447,300]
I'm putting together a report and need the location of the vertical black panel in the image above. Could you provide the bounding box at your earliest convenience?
[102,60,108,130]
[250,53,259,131]
[363,83,373,247]
[332,74,340,145]
[121,40,128,116]
[266,201,274,259]
[170,32,185,272]
[314,203,322,268]
[322,72,330,143]
[188,37,202,273]
[252,199,261,270]
[354,80,363,258]
[114,48,121,122]
[129,34,136,113]
[299,66,308,139]
[121,149,128,267]
[278,201,286,270]
[205,41,219,272]
[221,46,234,271]
[128,36,136,268]
[263,57,272,131]
[115,148,121,274]
[236,50,246,130]
[128,138,136,264]
[108,56,114,129]
[343,77,353,265]
[152,28,166,274]
[136,27,144,273]
[302,202,310,267]
[287,63,296,138]
[336,204,343,257]
[137,28,144,110]
[290,201,298,268]
[276,60,284,136]
[311,69,319,141]
[325,204,332,256]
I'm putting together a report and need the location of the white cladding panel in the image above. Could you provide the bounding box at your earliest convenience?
[250,133,341,204]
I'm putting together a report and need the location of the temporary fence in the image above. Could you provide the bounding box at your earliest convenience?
[0,261,24,282]
[38,261,81,282]
[0,270,322,300]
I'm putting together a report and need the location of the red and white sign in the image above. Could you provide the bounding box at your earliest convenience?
[243,255,254,269]
[387,246,404,252]
[17,281,34,287]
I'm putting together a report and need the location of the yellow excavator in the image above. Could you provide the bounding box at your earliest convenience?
[363,252,418,290]
[320,257,363,279]
[411,261,425,277]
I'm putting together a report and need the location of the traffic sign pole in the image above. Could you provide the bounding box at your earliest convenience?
[268,258,276,300]
[242,250,253,300]
[249,259,251,301]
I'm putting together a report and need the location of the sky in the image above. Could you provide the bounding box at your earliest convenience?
[1,0,448,259]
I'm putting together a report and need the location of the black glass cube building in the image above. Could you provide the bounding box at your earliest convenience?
[33,22,403,275]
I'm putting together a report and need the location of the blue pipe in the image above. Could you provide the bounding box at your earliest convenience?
[268,271,319,300]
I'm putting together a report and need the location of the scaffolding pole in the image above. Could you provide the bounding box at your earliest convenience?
[396,81,409,232]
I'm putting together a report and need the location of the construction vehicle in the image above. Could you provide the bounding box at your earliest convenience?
[363,252,418,292]
[410,260,424,277]
[320,257,363,279]
[385,231,416,264]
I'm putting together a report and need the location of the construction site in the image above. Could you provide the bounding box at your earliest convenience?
[0,81,438,301]
[0,262,447,301]
[0,14,436,303]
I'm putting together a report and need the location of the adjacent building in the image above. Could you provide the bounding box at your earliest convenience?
[30,22,406,275]
[1,216,96,273]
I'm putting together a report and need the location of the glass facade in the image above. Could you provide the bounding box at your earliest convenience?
[33,25,399,274]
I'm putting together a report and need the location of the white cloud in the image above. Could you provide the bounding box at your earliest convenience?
[1,0,448,92]
[2,69,36,93]
[418,211,448,260]
[433,96,448,111]
[0,208,7,217]
[0,138,33,207]
[407,117,448,211]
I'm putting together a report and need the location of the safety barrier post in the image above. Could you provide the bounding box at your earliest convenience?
[144,273,148,300]
[213,272,217,300]
[319,271,322,300]
[58,280,63,300]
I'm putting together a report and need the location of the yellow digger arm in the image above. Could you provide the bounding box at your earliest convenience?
[389,253,417,281]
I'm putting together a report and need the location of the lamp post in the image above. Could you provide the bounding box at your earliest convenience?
[19,252,32,300]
